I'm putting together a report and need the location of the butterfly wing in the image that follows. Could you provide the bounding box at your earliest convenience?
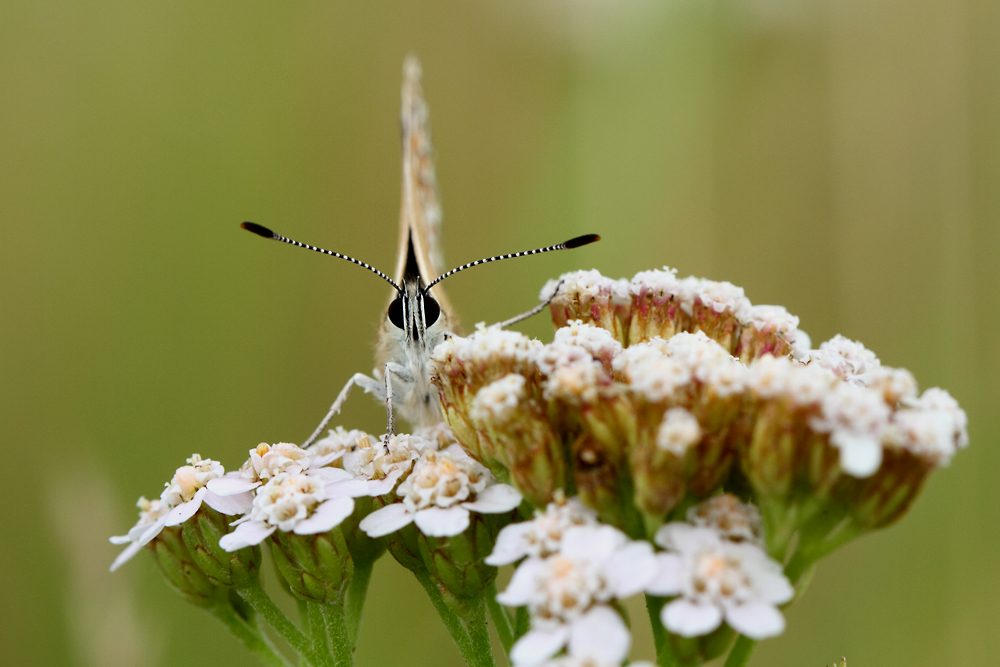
[394,56,457,326]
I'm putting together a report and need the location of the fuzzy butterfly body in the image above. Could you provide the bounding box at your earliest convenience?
[242,57,598,445]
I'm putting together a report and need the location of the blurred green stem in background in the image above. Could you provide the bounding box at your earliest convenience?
[723,636,757,667]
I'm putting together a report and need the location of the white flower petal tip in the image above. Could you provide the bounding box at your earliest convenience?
[724,601,786,639]
[109,541,145,573]
[510,627,571,667]
[324,478,371,499]
[568,606,631,663]
[206,476,260,496]
[485,522,532,566]
[163,491,205,527]
[310,451,345,468]
[461,484,522,513]
[414,507,472,537]
[359,504,414,538]
[219,521,276,552]
[203,490,254,516]
[838,438,883,478]
[662,599,724,637]
[293,497,355,535]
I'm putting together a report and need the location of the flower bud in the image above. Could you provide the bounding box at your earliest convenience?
[626,269,686,345]
[837,388,967,529]
[469,374,567,506]
[151,526,223,607]
[181,505,261,587]
[430,325,543,465]
[417,511,507,612]
[734,304,803,363]
[544,271,631,344]
[269,528,354,604]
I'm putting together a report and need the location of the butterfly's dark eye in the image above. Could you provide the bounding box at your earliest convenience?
[388,297,405,329]
[422,295,441,326]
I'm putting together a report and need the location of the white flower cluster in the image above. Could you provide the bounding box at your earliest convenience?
[360,444,522,538]
[542,270,631,308]
[490,495,791,666]
[110,454,252,571]
[112,428,524,568]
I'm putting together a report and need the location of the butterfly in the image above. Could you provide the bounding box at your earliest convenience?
[242,56,598,445]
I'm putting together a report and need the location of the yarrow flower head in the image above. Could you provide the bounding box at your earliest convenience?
[486,494,598,566]
[649,522,793,639]
[360,445,522,538]
[110,454,251,571]
[219,466,368,551]
[496,524,659,667]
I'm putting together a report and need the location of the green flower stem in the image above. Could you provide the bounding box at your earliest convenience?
[210,601,293,667]
[465,596,499,667]
[237,582,323,666]
[514,606,530,641]
[317,602,354,667]
[414,570,478,666]
[305,603,332,667]
[645,595,682,667]
[485,582,514,654]
[345,560,373,644]
[723,636,757,667]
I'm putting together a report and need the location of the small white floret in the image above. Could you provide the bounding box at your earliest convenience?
[359,446,521,538]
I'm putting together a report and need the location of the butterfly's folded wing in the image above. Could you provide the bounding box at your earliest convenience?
[395,56,457,327]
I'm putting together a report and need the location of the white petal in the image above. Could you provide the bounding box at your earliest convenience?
[605,540,657,598]
[839,438,883,477]
[662,599,723,637]
[109,540,145,572]
[310,451,345,468]
[109,534,132,545]
[313,467,354,482]
[414,507,471,537]
[496,558,544,606]
[219,521,276,551]
[509,626,570,667]
[133,517,168,548]
[164,490,205,527]
[358,504,414,537]
[645,554,684,596]
[364,468,404,497]
[324,478,371,498]
[655,523,718,552]
[207,476,260,496]
[724,601,786,639]
[126,523,154,541]
[485,522,531,566]
[461,484,522,513]
[561,525,626,562]
[568,606,630,662]
[293,497,355,535]
[203,489,253,516]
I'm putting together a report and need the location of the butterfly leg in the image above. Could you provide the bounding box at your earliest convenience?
[303,373,385,448]
[382,362,414,441]
[493,279,564,329]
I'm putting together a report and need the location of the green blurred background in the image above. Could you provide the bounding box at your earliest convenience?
[2,1,997,665]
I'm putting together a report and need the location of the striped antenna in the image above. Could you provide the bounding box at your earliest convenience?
[241,223,402,293]
[422,234,600,293]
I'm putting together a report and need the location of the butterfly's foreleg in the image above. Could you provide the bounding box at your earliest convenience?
[493,279,564,329]
[303,373,385,448]
[382,362,414,441]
